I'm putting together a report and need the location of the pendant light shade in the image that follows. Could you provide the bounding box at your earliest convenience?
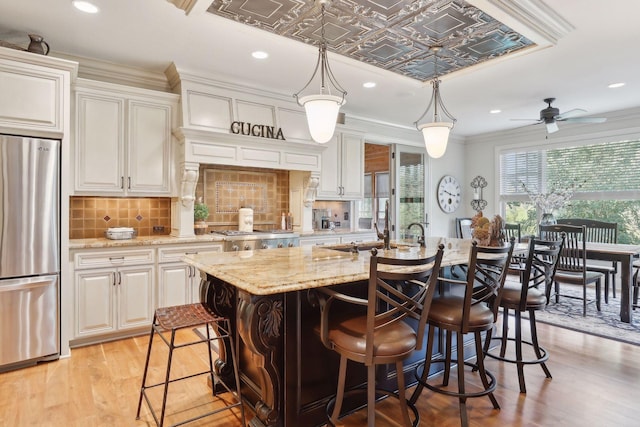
[419,122,453,159]
[415,47,456,158]
[293,0,347,144]
[299,94,343,143]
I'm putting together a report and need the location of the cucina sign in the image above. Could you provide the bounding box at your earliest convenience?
[230,121,285,140]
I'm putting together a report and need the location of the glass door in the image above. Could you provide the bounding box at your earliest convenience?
[392,145,428,241]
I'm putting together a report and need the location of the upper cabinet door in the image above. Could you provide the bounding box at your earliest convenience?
[127,100,172,194]
[340,133,364,199]
[0,52,76,138]
[317,135,341,199]
[75,92,125,193]
[73,81,177,196]
[317,132,364,200]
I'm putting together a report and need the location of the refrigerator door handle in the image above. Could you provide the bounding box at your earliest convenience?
[0,275,58,292]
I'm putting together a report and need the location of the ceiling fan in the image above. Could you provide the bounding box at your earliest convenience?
[512,97,607,134]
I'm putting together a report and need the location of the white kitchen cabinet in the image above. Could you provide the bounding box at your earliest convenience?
[73,248,155,340]
[339,232,378,244]
[299,235,341,247]
[300,232,378,248]
[317,132,364,200]
[74,79,178,195]
[157,243,224,306]
[0,49,76,138]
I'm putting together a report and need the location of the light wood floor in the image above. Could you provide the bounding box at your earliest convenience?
[1,321,639,427]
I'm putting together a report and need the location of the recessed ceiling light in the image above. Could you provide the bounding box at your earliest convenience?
[363,82,376,88]
[72,1,99,13]
[608,82,625,89]
[490,109,502,114]
[252,51,268,59]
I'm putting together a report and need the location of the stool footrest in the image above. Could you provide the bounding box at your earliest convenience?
[484,336,549,365]
[415,358,498,399]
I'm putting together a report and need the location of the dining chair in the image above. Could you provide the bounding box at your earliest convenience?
[633,260,640,309]
[314,245,444,427]
[410,239,514,427]
[483,235,564,393]
[503,223,526,279]
[455,217,473,239]
[556,219,618,302]
[539,224,604,316]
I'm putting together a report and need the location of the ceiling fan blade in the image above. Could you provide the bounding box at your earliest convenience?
[555,108,587,120]
[510,118,542,122]
[563,117,607,123]
[546,121,559,133]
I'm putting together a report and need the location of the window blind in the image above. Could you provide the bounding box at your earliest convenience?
[500,140,640,196]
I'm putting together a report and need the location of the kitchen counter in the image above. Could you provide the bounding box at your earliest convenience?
[183,237,471,296]
[68,228,374,249]
[68,234,225,249]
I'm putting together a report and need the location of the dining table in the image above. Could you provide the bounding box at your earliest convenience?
[582,242,640,323]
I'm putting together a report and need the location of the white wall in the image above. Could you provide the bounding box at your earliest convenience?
[427,137,467,238]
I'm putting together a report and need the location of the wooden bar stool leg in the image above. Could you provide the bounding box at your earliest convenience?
[443,330,453,386]
[500,308,509,358]
[159,329,178,427]
[136,315,157,420]
[529,311,552,379]
[456,332,468,427]
[410,325,435,404]
[515,311,526,393]
[204,324,216,398]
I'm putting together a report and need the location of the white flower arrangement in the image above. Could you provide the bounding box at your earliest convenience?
[521,180,583,213]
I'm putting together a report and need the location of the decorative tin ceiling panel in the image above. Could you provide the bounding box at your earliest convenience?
[207,0,534,82]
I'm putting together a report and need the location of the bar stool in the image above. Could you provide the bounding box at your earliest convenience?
[410,240,514,427]
[483,235,564,393]
[136,303,245,427]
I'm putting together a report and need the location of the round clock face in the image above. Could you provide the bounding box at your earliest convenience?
[437,175,461,213]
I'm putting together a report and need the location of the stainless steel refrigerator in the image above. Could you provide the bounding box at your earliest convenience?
[0,134,60,371]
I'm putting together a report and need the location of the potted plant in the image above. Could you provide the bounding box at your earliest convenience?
[193,200,209,235]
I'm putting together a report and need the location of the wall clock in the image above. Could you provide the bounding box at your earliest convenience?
[437,175,461,213]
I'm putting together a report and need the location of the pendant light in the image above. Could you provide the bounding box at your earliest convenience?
[415,46,457,158]
[293,0,347,144]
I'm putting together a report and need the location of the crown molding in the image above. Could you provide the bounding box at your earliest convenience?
[54,52,171,92]
[165,0,199,15]
[469,0,574,45]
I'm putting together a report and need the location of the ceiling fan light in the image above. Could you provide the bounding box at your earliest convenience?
[546,121,559,133]
[299,94,345,143]
[419,122,453,158]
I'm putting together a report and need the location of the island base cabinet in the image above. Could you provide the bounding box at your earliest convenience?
[74,265,154,339]
[201,275,474,427]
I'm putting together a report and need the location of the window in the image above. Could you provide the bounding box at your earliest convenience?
[357,172,389,230]
[500,139,640,243]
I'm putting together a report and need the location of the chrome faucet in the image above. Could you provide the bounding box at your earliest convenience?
[374,200,391,250]
[407,222,426,247]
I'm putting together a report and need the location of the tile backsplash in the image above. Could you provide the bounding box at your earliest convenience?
[70,197,171,239]
[197,165,289,230]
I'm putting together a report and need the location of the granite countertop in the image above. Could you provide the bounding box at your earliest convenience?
[68,234,225,249]
[184,237,475,295]
[69,229,375,249]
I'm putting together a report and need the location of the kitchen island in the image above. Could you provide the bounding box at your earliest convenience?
[184,238,473,427]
